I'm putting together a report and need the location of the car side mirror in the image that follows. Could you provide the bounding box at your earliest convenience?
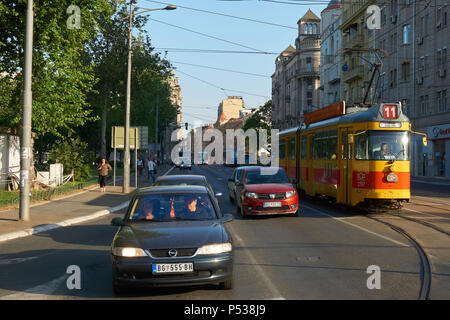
[221,213,233,223]
[215,192,223,198]
[111,217,127,226]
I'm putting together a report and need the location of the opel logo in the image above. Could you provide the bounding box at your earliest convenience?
[270,194,275,199]
[168,249,178,257]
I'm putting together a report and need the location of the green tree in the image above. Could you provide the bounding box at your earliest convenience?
[50,136,94,181]
[243,100,272,137]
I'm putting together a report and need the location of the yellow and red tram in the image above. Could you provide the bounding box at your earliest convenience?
[279,102,422,210]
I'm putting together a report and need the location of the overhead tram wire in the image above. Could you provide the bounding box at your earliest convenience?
[175,69,271,99]
[143,0,297,30]
[147,17,272,54]
[153,48,278,55]
[171,60,270,78]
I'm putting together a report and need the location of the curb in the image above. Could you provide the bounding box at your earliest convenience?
[0,201,129,244]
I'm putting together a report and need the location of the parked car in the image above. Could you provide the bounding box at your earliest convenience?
[232,166,298,218]
[227,166,251,203]
[110,185,234,293]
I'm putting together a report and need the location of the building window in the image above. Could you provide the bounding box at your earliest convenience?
[401,62,410,81]
[444,90,448,111]
[438,91,443,112]
[443,48,448,69]
[425,95,429,114]
[421,16,425,36]
[403,25,411,44]
[420,96,425,115]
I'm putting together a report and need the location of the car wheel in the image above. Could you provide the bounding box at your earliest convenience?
[240,203,247,219]
[219,277,233,290]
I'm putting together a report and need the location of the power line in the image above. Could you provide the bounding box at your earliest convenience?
[147,17,272,54]
[171,60,271,78]
[143,0,297,29]
[153,48,278,55]
[175,68,271,98]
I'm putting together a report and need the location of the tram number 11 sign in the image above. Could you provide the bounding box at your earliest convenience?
[383,105,398,119]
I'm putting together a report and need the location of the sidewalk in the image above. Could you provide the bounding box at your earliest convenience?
[0,165,173,243]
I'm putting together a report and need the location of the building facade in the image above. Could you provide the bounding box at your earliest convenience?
[218,96,244,120]
[272,9,321,131]
[340,0,377,105]
[374,0,450,178]
[319,0,342,107]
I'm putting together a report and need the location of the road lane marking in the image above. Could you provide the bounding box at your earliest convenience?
[0,273,68,300]
[0,257,38,265]
[403,207,450,221]
[302,204,409,247]
[163,165,175,176]
[227,224,285,300]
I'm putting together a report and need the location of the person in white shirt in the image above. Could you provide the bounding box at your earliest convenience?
[137,158,143,176]
[147,157,156,183]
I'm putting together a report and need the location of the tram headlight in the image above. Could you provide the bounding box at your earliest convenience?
[386,173,398,183]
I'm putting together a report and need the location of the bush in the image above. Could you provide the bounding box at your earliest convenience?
[50,137,94,181]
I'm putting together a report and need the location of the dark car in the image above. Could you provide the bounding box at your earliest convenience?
[233,166,299,218]
[153,174,222,202]
[227,166,252,203]
[110,185,233,293]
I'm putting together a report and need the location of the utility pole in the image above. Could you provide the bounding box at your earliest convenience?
[19,0,34,221]
[123,0,135,193]
[155,89,159,163]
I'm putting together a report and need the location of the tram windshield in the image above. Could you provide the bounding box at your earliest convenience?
[355,131,409,161]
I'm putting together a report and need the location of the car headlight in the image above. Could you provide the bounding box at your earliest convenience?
[245,192,258,199]
[197,243,232,255]
[112,247,147,257]
[286,190,297,198]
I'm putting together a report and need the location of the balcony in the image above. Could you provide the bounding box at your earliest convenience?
[342,34,365,49]
[342,0,375,27]
[296,65,319,78]
[342,65,364,83]
[299,38,321,50]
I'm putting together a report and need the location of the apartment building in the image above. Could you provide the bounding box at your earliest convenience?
[375,0,449,178]
[218,96,244,121]
[319,0,343,107]
[340,0,377,105]
[272,9,321,131]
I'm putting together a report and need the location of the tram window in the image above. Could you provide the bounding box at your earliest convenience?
[341,132,348,160]
[329,129,338,160]
[288,137,296,160]
[369,131,409,160]
[279,139,286,159]
[355,131,369,160]
[301,135,307,159]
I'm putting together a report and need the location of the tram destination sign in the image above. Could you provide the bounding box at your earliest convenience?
[305,101,345,125]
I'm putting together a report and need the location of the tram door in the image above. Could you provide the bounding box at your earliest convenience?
[306,134,314,195]
[339,128,352,205]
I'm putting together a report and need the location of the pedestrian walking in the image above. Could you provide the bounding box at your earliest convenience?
[97,157,112,192]
[137,158,143,176]
[147,157,157,183]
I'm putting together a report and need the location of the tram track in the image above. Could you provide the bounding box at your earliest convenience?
[301,194,434,300]
[365,215,432,300]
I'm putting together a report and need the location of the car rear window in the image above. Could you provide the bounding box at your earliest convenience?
[128,193,217,221]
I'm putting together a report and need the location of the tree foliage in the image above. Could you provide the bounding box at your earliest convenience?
[243,100,272,133]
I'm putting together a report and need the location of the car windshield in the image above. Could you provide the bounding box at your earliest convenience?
[355,130,409,161]
[127,193,217,221]
[244,168,291,184]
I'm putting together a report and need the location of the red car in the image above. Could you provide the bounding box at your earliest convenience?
[232,166,299,218]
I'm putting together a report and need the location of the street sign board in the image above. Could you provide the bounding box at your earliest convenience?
[111,126,140,149]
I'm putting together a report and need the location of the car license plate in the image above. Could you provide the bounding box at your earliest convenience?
[263,202,282,208]
[152,263,194,274]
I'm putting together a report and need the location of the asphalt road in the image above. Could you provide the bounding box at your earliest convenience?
[0,165,449,300]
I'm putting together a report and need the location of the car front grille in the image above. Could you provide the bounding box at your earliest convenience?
[257,192,286,200]
[148,248,198,258]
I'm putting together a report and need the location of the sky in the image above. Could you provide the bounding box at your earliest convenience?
[136,0,328,129]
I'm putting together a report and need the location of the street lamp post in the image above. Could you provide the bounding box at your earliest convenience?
[19,0,34,221]
[122,3,176,193]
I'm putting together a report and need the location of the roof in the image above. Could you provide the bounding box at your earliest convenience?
[281,45,296,56]
[299,9,320,22]
[322,0,341,11]
[136,185,208,195]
